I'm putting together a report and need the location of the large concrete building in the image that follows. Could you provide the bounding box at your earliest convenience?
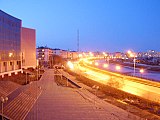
[0,10,36,77]
[21,27,36,68]
[0,10,22,76]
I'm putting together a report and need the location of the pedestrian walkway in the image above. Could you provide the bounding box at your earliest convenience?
[26,69,141,120]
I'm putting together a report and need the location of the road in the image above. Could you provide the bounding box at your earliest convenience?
[73,60,160,103]
[98,60,160,82]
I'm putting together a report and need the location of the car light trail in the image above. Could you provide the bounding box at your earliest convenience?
[72,59,160,103]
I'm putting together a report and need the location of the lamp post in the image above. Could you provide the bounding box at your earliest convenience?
[103,63,108,68]
[127,50,136,76]
[133,56,136,76]
[116,65,121,71]
[140,69,144,78]
[1,97,8,120]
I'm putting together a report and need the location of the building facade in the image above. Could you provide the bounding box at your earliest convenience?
[0,10,37,77]
[138,50,160,58]
[0,10,22,75]
[21,27,36,69]
[36,46,53,67]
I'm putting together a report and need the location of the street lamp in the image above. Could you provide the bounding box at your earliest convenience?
[140,69,144,78]
[8,52,13,57]
[116,65,121,70]
[95,62,99,66]
[103,63,108,68]
[127,50,136,76]
[133,56,136,76]
[1,97,8,120]
[89,61,92,65]
[67,61,74,70]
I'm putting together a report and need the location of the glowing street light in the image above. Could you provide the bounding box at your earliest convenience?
[127,50,132,54]
[127,50,136,76]
[95,62,99,66]
[78,54,82,58]
[103,64,108,68]
[103,52,107,57]
[67,61,74,69]
[140,69,144,73]
[89,52,94,57]
[140,69,144,77]
[9,52,13,57]
[116,65,121,70]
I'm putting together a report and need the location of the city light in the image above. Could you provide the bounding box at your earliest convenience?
[127,50,132,54]
[116,65,121,70]
[67,61,74,69]
[95,62,99,66]
[127,50,136,75]
[103,52,107,56]
[79,54,82,58]
[9,52,13,57]
[130,53,134,57]
[103,64,108,68]
[89,52,94,57]
[140,69,144,73]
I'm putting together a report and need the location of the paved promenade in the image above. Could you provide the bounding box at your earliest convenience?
[25,69,142,120]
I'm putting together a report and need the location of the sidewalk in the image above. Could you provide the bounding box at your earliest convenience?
[26,69,141,120]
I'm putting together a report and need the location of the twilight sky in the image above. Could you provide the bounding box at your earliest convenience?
[1,0,160,52]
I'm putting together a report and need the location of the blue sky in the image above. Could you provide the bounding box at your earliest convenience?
[1,0,160,52]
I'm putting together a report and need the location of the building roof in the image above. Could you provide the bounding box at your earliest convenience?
[0,9,21,21]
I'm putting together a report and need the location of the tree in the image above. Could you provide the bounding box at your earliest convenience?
[49,55,63,68]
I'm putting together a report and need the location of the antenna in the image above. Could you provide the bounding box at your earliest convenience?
[77,29,79,52]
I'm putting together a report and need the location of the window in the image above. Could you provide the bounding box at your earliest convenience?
[3,62,6,66]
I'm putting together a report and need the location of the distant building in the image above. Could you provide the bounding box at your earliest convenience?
[36,46,53,67]
[36,46,79,67]
[138,50,160,58]
[60,50,68,59]
[60,50,79,59]
[113,52,124,58]
[69,51,79,59]
[0,10,22,76]
[21,27,36,69]
[52,48,62,56]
